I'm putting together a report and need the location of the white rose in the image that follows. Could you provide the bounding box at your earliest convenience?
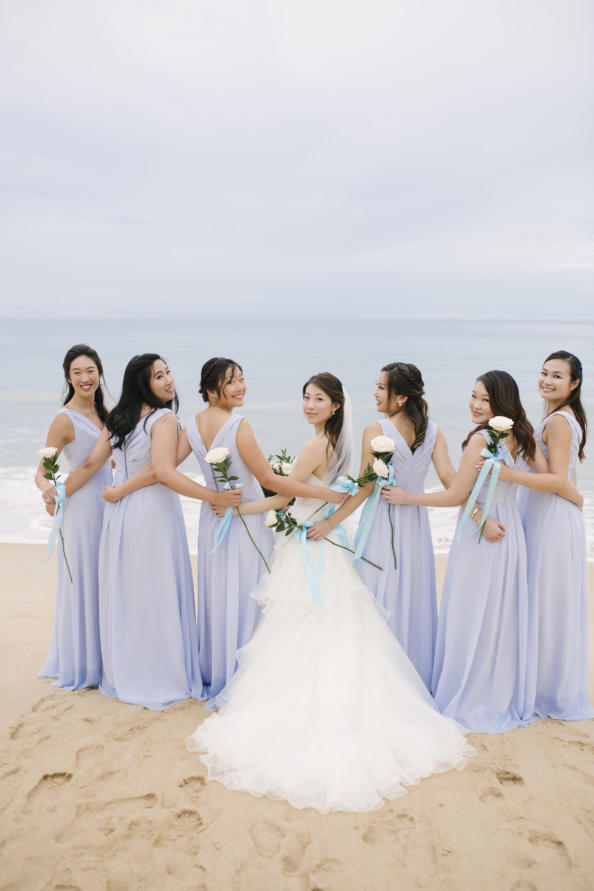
[489,417,513,433]
[281,462,294,475]
[264,510,277,528]
[372,458,389,478]
[205,446,230,464]
[271,461,282,472]
[38,447,58,459]
[370,435,395,454]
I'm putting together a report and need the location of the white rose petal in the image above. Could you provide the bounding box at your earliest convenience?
[38,447,59,459]
[271,461,282,472]
[372,458,389,478]
[370,435,395,454]
[264,510,277,528]
[205,446,230,464]
[281,462,294,475]
[489,416,514,433]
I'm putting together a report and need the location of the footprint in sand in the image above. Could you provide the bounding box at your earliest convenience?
[75,743,105,768]
[308,858,343,890]
[561,763,594,787]
[526,830,572,872]
[361,811,415,844]
[56,793,157,842]
[249,820,285,857]
[478,785,504,803]
[281,829,311,875]
[494,768,525,786]
[31,695,75,715]
[24,772,73,814]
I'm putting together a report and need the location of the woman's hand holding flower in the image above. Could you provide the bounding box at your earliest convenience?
[381,486,410,505]
[481,517,506,542]
[213,488,242,509]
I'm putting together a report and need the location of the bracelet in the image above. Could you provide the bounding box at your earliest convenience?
[470,505,482,524]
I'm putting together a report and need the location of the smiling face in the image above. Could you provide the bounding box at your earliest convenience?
[67,355,100,400]
[149,359,175,403]
[538,358,579,407]
[302,383,338,426]
[469,379,494,426]
[220,365,246,409]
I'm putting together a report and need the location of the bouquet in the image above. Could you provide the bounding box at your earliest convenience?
[349,435,398,569]
[266,508,381,569]
[206,446,271,572]
[262,448,296,500]
[458,416,513,542]
[38,447,73,583]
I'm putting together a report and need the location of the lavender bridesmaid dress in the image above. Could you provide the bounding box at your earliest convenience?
[98,408,203,710]
[432,431,531,732]
[356,418,438,689]
[186,413,274,702]
[39,409,113,689]
[519,411,593,720]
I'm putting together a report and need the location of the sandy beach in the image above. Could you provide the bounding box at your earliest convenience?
[1,544,593,890]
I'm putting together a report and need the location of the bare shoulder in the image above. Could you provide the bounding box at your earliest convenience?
[47,411,75,445]
[362,421,382,442]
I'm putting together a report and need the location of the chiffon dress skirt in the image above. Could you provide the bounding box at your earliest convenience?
[519,411,593,721]
[186,413,273,702]
[187,476,473,814]
[357,418,438,689]
[432,432,531,733]
[39,409,112,689]
[98,409,203,710]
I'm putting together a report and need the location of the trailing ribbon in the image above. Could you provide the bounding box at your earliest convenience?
[331,476,359,497]
[207,481,244,554]
[456,445,508,541]
[353,465,395,562]
[296,520,324,605]
[43,481,66,562]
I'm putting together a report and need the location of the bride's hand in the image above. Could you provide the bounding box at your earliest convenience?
[307,519,332,541]
[323,488,347,505]
[381,486,409,505]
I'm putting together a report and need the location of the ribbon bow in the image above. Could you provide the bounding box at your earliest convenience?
[208,481,243,554]
[331,475,359,497]
[43,481,66,563]
[353,465,396,562]
[296,520,325,605]
[457,445,508,541]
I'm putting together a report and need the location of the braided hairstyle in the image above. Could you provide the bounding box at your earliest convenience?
[381,362,429,453]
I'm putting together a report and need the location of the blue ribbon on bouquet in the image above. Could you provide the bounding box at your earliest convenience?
[456,445,508,541]
[296,520,324,606]
[43,480,66,562]
[353,465,395,563]
[207,481,243,554]
[331,475,359,497]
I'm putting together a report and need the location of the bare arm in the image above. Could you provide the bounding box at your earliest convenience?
[381,434,485,507]
[150,415,242,507]
[102,427,194,503]
[236,420,344,505]
[35,413,75,501]
[64,429,113,497]
[497,417,583,508]
[431,427,457,488]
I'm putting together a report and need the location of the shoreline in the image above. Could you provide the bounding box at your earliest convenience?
[1,543,593,889]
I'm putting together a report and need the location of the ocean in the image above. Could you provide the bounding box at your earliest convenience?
[1,317,592,557]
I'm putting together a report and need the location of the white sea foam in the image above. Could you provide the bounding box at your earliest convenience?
[4,467,593,560]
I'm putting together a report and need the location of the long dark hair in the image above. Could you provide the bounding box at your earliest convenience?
[302,372,345,455]
[106,353,178,450]
[462,370,536,461]
[381,361,429,453]
[543,350,587,461]
[62,344,108,424]
[199,357,243,403]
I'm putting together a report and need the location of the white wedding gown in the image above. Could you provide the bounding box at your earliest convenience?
[186,478,473,813]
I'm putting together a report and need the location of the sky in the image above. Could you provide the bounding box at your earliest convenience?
[2,0,593,319]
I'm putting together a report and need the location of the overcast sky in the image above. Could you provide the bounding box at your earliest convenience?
[2,0,593,319]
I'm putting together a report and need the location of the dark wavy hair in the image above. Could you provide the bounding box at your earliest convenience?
[199,357,243,403]
[381,361,429,453]
[543,350,587,461]
[462,370,535,461]
[302,372,345,455]
[106,353,178,450]
[62,344,108,424]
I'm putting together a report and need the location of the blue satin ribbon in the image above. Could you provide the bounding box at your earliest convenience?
[353,465,395,562]
[207,481,243,554]
[296,520,324,605]
[43,481,66,563]
[331,476,359,497]
[456,445,508,541]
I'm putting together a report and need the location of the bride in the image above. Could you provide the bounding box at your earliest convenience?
[186,372,473,813]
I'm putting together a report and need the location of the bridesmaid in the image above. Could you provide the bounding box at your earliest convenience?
[109,357,346,702]
[381,370,581,732]
[35,344,112,690]
[495,351,592,720]
[64,354,241,710]
[308,362,466,689]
